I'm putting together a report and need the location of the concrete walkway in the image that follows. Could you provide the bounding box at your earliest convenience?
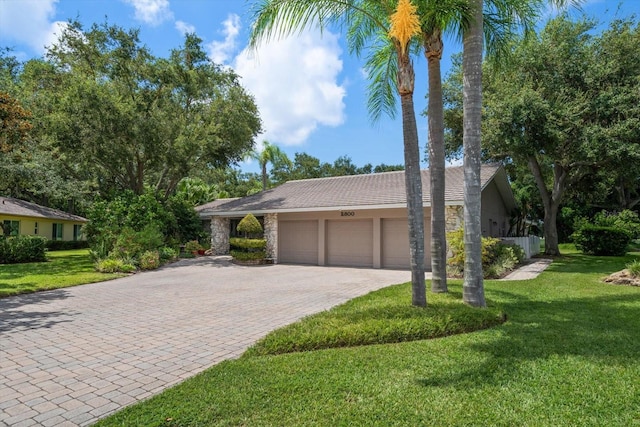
[0,258,410,426]
[502,258,553,280]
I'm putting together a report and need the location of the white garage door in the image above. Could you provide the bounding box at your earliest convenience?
[326,220,373,267]
[278,220,318,265]
[381,218,431,270]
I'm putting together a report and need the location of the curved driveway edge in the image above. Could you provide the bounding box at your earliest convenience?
[0,257,410,426]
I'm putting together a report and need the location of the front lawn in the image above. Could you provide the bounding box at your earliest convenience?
[0,249,126,297]
[97,246,640,426]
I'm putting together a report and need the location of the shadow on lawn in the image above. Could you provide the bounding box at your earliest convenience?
[0,289,74,333]
[417,288,640,389]
[545,252,640,275]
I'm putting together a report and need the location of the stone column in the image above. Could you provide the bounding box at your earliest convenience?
[210,216,230,255]
[263,213,278,263]
[445,205,464,232]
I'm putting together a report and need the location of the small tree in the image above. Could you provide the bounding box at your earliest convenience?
[231,213,266,263]
[236,213,263,238]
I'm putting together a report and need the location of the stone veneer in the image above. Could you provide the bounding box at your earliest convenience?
[445,205,464,232]
[210,216,230,255]
[263,213,278,263]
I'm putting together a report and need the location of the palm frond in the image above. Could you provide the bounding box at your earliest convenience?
[249,0,387,49]
[364,37,399,123]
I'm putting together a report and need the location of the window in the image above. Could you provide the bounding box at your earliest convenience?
[73,224,82,241]
[52,223,63,241]
[2,220,20,236]
[34,222,39,235]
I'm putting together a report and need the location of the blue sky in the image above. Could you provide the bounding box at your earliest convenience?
[1,0,638,174]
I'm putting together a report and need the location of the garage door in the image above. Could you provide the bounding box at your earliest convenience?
[381,218,430,269]
[326,220,373,267]
[278,220,318,264]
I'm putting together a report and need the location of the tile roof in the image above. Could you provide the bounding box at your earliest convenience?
[198,164,515,216]
[194,198,240,213]
[0,197,87,222]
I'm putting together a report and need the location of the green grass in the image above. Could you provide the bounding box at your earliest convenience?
[245,286,505,356]
[0,249,126,297]
[97,246,640,426]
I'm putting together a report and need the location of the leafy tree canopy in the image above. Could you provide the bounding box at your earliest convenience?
[14,21,262,198]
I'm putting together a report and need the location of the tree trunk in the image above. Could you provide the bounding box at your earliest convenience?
[462,0,486,308]
[398,51,426,307]
[261,162,268,191]
[425,28,448,294]
[528,156,566,256]
[543,205,560,256]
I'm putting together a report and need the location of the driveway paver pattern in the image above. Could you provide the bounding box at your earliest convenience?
[0,257,409,426]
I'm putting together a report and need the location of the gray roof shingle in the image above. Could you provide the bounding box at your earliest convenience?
[198,164,515,216]
[0,197,87,222]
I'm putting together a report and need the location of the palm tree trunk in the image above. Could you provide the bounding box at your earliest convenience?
[462,0,486,308]
[261,162,268,191]
[398,52,426,307]
[425,28,448,293]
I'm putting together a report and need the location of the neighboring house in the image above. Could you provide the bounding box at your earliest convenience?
[197,164,517,270]
[0,197,87,241]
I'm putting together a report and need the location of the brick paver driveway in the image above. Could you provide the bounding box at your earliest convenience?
[0,257,409,426]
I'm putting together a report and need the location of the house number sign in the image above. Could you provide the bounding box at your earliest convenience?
[340,211,356,217]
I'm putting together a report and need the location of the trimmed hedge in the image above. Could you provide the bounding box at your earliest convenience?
[230,237,266,262]
[46,240,90,251]
[229,238,266,250]
[230,250,266,261]
[573,225,630,256]
[0,236,47,264]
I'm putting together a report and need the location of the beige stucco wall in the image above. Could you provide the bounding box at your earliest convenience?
[481,181,510,237]
[0,215,85,241]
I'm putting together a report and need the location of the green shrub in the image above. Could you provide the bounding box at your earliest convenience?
[572,225,630,256]
[0,235,47,264]
[184,240,203,253]
[447,229,525,278]
[236,213,263,237]
[229,238,266,250]
[592,210,640,240]
[46,240,90,251]
[139,250,160,270]
[158,246,178,262]
[111,224,164,260]
[230,250,266,261]
[95,258,136,273]
[626,259,640,278]
[84,189,204,263]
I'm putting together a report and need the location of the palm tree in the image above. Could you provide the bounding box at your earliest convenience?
[460,0,581,307]
[249,0,428,306]
[418,0,471,294]
[461,0,485,307]
[252,140,291,190]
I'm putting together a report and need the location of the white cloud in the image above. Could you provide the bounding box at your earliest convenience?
[233,29,346,146]
[0,0,66,54]
[122,0,173,26]
[175,20,196,35]
[208,14,241,65]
